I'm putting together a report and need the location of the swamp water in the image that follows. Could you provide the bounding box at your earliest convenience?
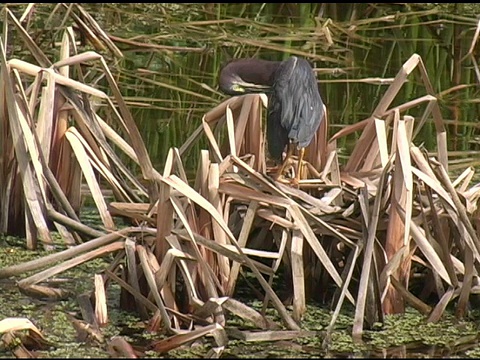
[2,228,480,358]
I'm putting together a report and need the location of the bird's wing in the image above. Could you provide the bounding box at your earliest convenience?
[273,57,324,148]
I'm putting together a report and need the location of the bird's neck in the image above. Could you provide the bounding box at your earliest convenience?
[227,59,282,86]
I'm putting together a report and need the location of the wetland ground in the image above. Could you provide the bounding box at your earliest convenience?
[1,211,480,358]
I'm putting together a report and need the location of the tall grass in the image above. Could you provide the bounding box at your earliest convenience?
[7,3,480,175]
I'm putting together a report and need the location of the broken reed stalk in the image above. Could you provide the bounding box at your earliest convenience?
[161,174,300,330]
[0,228,132,279]
[18,241,125,288]
[434,160,480,256]
[352,158,392,342]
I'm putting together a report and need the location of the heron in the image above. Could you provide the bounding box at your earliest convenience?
[219,56,325,185]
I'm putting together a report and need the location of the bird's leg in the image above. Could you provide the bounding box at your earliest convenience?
[274,143,294,181]
[292,147,305,186]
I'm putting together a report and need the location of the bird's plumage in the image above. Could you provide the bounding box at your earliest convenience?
[267,56,324,161]
[218,55,324,171]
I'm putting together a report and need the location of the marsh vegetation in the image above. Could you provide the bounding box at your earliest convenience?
[2,3,480,358]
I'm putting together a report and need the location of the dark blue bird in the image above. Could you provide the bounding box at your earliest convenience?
[219,56,324,184]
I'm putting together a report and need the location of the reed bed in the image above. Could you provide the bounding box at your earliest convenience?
[2,4,480,358]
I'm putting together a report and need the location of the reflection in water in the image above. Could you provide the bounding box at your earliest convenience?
[327,337,480,358]
[220,336,480,359]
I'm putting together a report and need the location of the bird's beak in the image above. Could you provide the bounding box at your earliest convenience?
[235,81,271,93]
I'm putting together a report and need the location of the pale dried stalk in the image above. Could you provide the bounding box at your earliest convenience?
[1,39,53,249]
[353,158,392,341]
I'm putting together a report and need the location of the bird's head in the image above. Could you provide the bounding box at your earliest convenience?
[219,59,273,96]
[219,73,270,96]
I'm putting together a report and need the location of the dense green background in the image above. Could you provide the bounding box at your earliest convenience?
[9,3,480,173]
